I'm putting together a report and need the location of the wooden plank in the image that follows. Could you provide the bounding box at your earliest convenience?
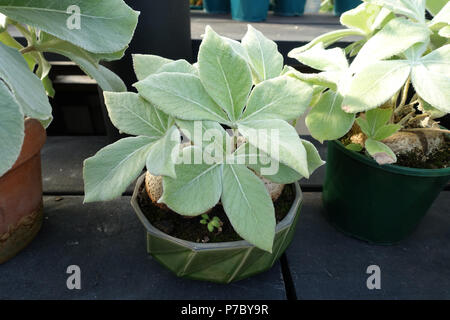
[285,192,450,299]
[0,196,287,300]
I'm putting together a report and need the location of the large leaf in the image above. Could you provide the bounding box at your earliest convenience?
[135,72,229,123]
[301,139,326,176]
[160,157,223,216]
[132,54,173,81]
[0,81,24,177]
[242,25,283,82]
[306,90,355,142]
[341,3,391,34]
[41,35,126,92]
[104,92,169,138]
[343,60,411,113]
[351,17,430,72]
[198,26,252,121]
[238,119,310,178]
[157,59,197,75]
[290,43,348,72]
[284,66,338,91]
[410,44,450,113]
[288,29,365,56]
[221,164,275,252]
[83,136,156,203]
[0,41,52,121]
[241,76,312,122]
[365,0,426,22]
[146,125,180,179]
[0,0,139,53]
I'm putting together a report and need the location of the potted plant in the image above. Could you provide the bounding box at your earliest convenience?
[83,25,324,283]
[287,0,450,243]
[273,0,306,16]
[230,0,271,22]
[203,0,230,14]
[0,0,138,264]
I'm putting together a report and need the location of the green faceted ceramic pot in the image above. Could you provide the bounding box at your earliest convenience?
[323,140,450,244]
[131,174,303,283]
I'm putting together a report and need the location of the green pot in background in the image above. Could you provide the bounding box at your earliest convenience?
[230,0,270,22]
[131,175,303,283]
[273,0,306,16]
[203,0,230,14]
[334,0,362,15]
[323,140,450,244]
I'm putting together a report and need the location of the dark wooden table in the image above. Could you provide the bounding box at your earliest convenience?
[1,136,448,300]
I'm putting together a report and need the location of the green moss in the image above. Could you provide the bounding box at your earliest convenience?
[138,184,295,243]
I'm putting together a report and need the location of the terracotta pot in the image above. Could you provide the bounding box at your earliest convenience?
[0,119,46,264]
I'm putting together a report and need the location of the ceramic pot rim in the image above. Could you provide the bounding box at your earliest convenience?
[131,174,303,251]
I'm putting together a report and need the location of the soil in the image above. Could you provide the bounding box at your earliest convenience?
[137,183,296,243]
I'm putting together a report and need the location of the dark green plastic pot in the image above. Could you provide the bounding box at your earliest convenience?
[204,0,230,14]
[323,140,450,244]
[334,0,362,16]
[230,0,270,22]
[131,174,303,283]
[273,0,306,16]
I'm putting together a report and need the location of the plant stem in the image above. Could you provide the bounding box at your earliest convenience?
[402,128,450,135]
[400,77,411,107]
[20,46,35,54]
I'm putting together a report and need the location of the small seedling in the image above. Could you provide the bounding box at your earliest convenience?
[200,214,223,233]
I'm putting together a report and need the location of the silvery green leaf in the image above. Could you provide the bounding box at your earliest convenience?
[0,31,35,70]
[176,119,231,153]
[238,119,310,178]
[288,29,365,56]
[242,25,283,82]
[132,54,173,81]
[340,3,385,35]
[365,138,397,165]
[411,44,450,113]
[104,92,169,138]
[198,26,252,121]
[0,81,24,177]
[418,97,447,118]
[83,136,156,203]
[364,108,394,137]
[0,42,52,122]
[232,143,303,184]
[343,60,412,113]
[301,139,326,176]
[350,17,430,73]
[221,164,275,252]
[426,0,449,16]
[135,72,229,123]
[365,0,426,22]
[157,59,198,75]
[428,1,450,30]
[146,125,180,179]
[285,67,338,91]
[42,37,126,92]
[241,76,313,122]
[439,25,450,37]
[290,43,349,71]
[160,159,223,216]
[306,90,355,142]
[0,0,139,54]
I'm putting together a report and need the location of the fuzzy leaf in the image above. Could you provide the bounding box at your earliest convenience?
[221,164,275,252]
[176,119,230,153]
[132,54,173,81]
[0,42,52,122]
[365,0,426,22]
[0,0,139,54]
[83,137,156,203]
[146,125,180,179]
[242,25,283,82]
[157,59,197,75]
[135,72,229,123]
[160,158,223,216]
[238,119,310,178]
[428,2,450,30]
[290,43,348,72]
[365,138,397,165]
[364,108,393,137]
[343,60,411,113]
[104,92,169,137]
[306,90,355,142]
[241,76,312,122]
[341,3,386,35]
[0,81,24,177]
[373,124,402,140]
[350,17,430,73]
[198,26,252,121]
